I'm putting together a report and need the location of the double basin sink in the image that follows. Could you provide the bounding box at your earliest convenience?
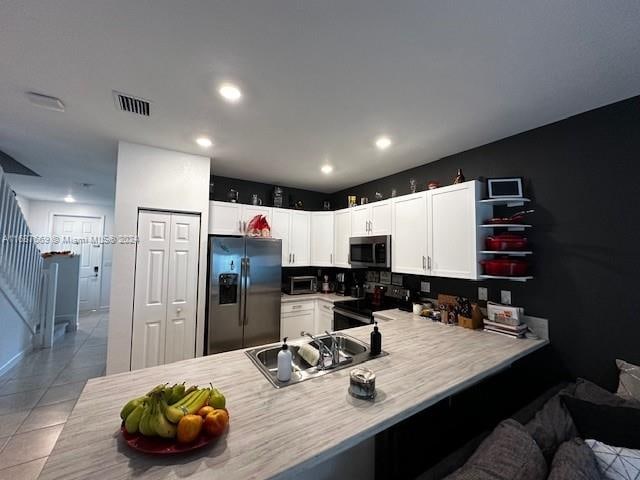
[245,332,387,388]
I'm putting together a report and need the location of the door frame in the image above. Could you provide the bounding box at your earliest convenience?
[49,213,106,312]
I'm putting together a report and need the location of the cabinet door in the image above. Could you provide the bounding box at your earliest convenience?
[289,211,310,266]
[370,200,392,235]
[350,205,370,237]
[315,301,334,334]
[333,209,352,268]
[271,208,291,266]
[209,201,242,235]
[241,205,272,233]
[428,181,479,279]
[310,212,334,266]
[281,311,314,340]
[391,192,428,275]
[164,214,200,364]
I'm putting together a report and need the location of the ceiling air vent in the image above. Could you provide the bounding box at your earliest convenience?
[113,91,150,116]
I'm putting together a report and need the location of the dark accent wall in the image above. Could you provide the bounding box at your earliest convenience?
[210,175,329,211]
[332,95,640,390]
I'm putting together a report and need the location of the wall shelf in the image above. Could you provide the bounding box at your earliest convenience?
[478,224,531,231]
[479,275,533,282]
[479,198,530,207]
[479,250,532,256]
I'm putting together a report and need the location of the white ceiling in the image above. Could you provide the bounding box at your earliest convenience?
[1,1,639,204]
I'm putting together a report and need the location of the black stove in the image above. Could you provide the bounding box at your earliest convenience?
[333,288,411,330]
[333,297,396,319]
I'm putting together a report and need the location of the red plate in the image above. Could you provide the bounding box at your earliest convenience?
[121,426,218,454]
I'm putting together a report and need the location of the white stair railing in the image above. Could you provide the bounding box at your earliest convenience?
[0,165,44,336]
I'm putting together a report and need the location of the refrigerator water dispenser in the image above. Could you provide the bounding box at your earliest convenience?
[218,273,238,304]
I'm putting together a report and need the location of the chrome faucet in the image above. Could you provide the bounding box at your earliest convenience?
[324,330,341,366]
[301,331,339,370]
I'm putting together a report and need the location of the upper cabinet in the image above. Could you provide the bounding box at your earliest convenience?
[350,200,392,237]
[310,212,334,266]
[209,201,272,236]
[428,181,488,280]
[272,208,310,266]
[391,192,428,275]
[333,208,352,268]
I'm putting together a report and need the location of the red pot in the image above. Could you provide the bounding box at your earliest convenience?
[481,258,529,276]
[485,234,527,251]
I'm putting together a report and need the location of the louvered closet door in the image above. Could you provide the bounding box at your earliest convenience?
[131,211,171,370]
[164,214,200,364]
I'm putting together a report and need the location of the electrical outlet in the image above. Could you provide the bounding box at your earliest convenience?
[478,287,488,301]
[501,290,512,305]
[421,281,430,293]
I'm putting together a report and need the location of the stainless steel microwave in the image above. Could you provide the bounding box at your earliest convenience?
[283,276,317,295]
[349,235,391,268]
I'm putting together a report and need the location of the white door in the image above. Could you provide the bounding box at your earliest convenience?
[241,205,272,233]
[51,215,103,311]
[350,205,370,237]
[392,192,428,275]
[370,200,392,235]
[310,212,334,266]
[428,182,479,279]
[289,211,310,266]
[209,201,242,235]
[334,209,352,268]
[315,301,334,333]
[131,211,171,369]
[132,211,201,370]
[164,214,200,363]
[271,208,291,265]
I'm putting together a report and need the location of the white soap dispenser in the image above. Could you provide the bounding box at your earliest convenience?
[277,337,292,382]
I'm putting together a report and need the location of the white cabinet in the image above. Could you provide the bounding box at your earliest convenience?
[281,301,314,340]
[350,201,392,237]
[315,300,334,333]
[391,192,428,275]
[132,211,200,370]
[311,212,334,266]
[333,208,352,268]
[208,201,272,235]
[272,208,310,266]
[428,181,487,280]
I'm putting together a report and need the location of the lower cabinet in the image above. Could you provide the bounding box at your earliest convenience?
[315,301,334,333]
[280,299,334,340]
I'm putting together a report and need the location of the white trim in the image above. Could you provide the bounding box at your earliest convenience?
[0,348,29,379]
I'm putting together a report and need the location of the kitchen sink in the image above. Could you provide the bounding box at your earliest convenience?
[245,332,387,388]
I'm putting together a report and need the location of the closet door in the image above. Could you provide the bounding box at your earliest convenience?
[131,211,171,370]
[164,214,200,364]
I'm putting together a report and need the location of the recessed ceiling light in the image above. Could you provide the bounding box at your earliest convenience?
[196,137,213,148]
[375,136,392,150]
[64,195,75,203]
[321,165,333,174]
[218,83,242,103]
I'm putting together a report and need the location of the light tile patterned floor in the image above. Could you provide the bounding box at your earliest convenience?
[0,311,108,478]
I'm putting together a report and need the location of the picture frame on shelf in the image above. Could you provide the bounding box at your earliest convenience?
[487,177,523,199]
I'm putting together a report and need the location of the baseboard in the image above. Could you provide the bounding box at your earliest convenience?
[0,348,29,379]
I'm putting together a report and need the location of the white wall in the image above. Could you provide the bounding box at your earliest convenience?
[28,200,114,310]
[107,142,210,374]
[15,194,30,222]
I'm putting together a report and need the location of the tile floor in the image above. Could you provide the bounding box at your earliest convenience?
[0,311,108,479]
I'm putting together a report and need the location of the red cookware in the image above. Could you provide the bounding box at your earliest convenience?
[485,209,534,225]
[485,233,528,251]
[481,258,529,276]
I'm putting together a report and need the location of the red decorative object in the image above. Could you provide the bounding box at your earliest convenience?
[485,234,528,251]
[121,426,218,455]
[481,258,529,276]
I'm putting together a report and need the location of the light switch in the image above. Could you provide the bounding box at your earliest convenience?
[421,281,430,293]
[501,290,512,305]
[478,287,488,301]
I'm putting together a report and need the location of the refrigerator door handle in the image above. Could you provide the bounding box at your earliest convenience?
[239,257,247,326]
[244,257,250,325]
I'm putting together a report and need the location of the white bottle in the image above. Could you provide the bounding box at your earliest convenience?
[277,337,292,382]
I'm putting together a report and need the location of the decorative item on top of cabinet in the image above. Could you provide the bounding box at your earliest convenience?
[427,180,441,190]
[375,192,383,201]
[251,194,262,206]
[453,168,465,184]
[273,186,283,208]
[348,196,357,208]
[409,178,417,193]
[391,188,397,198]
[227,189,239,203]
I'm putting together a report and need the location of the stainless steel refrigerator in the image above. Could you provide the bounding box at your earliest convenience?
[207,236,282,354]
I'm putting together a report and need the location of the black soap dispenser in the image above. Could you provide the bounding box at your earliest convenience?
[370,321,382,356]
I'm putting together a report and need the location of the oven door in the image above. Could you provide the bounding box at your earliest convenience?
[333,308,372,330]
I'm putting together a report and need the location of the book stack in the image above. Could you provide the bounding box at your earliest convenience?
[484,302,528,339]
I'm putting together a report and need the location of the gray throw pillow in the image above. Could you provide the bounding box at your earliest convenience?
[616,359,640,404]
[525,386,579,462]
[445,419,547,480]
[574,378,639,408]
[547,438,601,480]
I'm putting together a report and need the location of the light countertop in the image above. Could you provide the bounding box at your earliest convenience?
[39,310,548,480]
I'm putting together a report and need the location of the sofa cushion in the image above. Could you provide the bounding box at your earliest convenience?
[573,377,639,408]
[445,419,547,480]
[586,439,640,480]
[524,385,578,461]
[616,359,640,403]
[547,438,601,480]
[561,395,640,450]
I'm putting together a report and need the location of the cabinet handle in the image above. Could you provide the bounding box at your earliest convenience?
[422,256,426,269]
[243,221,247,233]
[289,253,292,264]
[428,256,432,270]
[330,253,333,264]
[239,220,242,232]
[292,253,295,263]
[292,305,302,310]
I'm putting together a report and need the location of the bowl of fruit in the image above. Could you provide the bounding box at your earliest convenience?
[119,383,229,454]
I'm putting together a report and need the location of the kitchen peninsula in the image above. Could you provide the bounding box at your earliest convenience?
[39,312,547,480]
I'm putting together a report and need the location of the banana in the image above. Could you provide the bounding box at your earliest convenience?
[154,397,178,438]
[124,403,146,434]
[138,400,156,436]
[120,396,146,421]
[165,388,210,423]
[167,383,186,404]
